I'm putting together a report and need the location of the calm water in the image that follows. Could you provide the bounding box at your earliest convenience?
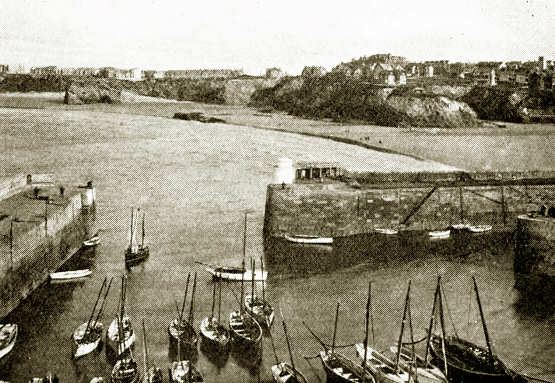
[0,107,553,382]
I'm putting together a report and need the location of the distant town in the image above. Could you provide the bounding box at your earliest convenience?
[1,54,554,91]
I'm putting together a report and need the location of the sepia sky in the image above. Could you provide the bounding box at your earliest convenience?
[0,0,553,75]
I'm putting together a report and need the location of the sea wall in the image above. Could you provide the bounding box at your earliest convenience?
[264,178,555,240]
[0,175,28,201]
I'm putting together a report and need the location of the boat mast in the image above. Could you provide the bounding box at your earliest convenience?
[84,277,107,341]
[438,281,448,379]
[395,281,411,374]
[242,212,247,271]
[240,261,245,316]
[141,212,145,248]
[424,276,441,366]
[362,281,371,368]
[282,319,297,374]
[407,290,417,382]
[261,257,265,304]
[211,276,216,319]
[142,319,148,383]
[251,258,255,301]
[94,277,113,326]
[473,276,494,363]
[188,272,197,324]
[129,207,134,249]
[179,273,191,323]
[331,301,340,355]
[218,277,222,324]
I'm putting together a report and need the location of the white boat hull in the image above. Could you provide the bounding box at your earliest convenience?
[72,321,104,359]
[83,236,100,247]
[0,324,17,363]
[428,230,450,239]
[205,267,267,281]
[107,317,135,355]
[50,269,92,283]
[355,343,410,383]
[284,234,333,245]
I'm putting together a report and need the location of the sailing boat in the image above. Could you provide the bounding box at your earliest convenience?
[428,276,528,383]
[357,281,447,383]
[111,277,139,383]
[270,313,308,383]
[304,300,376,383]
[199,277,230,356]
[125,208,150,268]
[244,257,274,328]
[168,273,199,359]
[107,276,136,357]
[142,320,163,383]
[170,307,204,383]
[72,277,113,359]
[198,213,267,281]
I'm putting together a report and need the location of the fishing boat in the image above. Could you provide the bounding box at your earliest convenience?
[375,228,399,235]
[304,299,376,383]
[50,269,92,283]
[169,360,204,383]
[111,358,139,383]
[428,276,528,383]
[244,258,274,328]
[125,208,149,268]
[284,234,333,245]
[428,230,450,239]
[199,278,230,355]
[169,273,199,358]
[468,225,492,233]
[72,277,112,359]
[270,314,308,383]
[390,346,446,383]
[83,233,101,247]
[200,262,267,281]
[142,320,163,383]
[107,276,136,357]
[0,323,17,369]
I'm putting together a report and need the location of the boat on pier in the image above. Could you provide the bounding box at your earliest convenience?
[125,208,149,269]
[72,277,113,359]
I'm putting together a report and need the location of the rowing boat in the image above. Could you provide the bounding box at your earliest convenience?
[0,323,17,369]
[375,228,399,235]
[428,230,450,239]
[83,235,100,247]
[468,225,492,233]
[50,269,91,283]
[284,234,333,245]
[201,262,267,281]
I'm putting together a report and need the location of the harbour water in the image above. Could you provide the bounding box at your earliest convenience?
[0,107,553,382]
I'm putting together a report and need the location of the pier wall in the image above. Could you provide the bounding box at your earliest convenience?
[0,175,29,201]
[0,188,94,319]
[264,179,555,239]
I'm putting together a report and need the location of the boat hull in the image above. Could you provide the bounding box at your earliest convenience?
[0,324,17,371]
[125,246,149,268]
[72,321,104,359]
[320,350,375,383]
[170,360,204,383]
[389,346,447,383]
[271,362,308,383]
[244,295,274,328]
[284,234,333,245]
[355,344,408,383]
[83,236,100,247]
[168,319,199,359]
[106,317,136,357]
[50,269,92,283]
[199,317,230,356]
[429,335,525,383]
[205,266,267,281]
[111,358,139,383]
[229,311,262,354]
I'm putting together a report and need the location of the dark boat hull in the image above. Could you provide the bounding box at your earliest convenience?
[430,336,526,383]
[125,247,149,268]
[168,320,199,360]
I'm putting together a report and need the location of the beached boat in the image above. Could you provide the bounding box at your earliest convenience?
[50,269,92,283]
[107,276,135,357]
[244,258,274,328]
[199,279,230,355]
[111,358,139,383]
[169,273,199,358]
[169,360,204,383]
[0,323,17,369]
[284,234,333,245]
[468,225,492,233]
[83,234,100,247]
[125,208,149,268]
[72,277,112,359]
[428,230,450,239]
[389,346,447,383]
[375,228,399,235]
[428,276,527,383]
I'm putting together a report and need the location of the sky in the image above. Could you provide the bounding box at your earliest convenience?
[0,0,554,75]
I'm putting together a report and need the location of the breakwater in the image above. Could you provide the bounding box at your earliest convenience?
[0,175,96,319]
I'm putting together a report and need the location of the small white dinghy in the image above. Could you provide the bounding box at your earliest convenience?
[468,225,492,233]
[0,323,17,366]
[83,235,100,247]
[284,234,333,245]
[202,263,268,281]
[50,269,92,283]
[428,230,450,240]
[375,228,399,235]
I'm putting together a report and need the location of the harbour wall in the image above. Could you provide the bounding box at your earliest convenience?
[264,181,554,239]
[0,178,95,319]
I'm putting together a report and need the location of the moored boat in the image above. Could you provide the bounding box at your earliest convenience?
[271,361,308,383]
[428,230,450,239]
[199,279,230,356]
[201,263,267,281]
[107,276,135,357]
[0,323,17,369]
[83,234,101,247]
[125,208,149,268]
[375,228,399,235]
[111,358,139,383]
[168,273,199,358]
[284,234,333,245]
[389,346,447,383]
[468,225,492,233]
[355,344,410,383]
[169,360,204,383]
[244,258,274,328]
[50,269,91,283]
[229,310,262,351]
